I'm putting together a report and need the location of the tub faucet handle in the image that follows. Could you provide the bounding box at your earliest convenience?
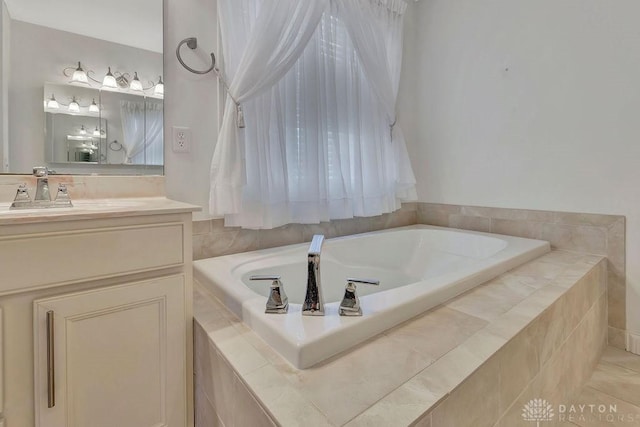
[250,275,289,314]
[339,278,380,317]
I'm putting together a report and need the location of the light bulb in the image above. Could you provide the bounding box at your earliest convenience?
[47,94,59,109]
[71,62,89,84]
[89,98,99,113]
[130,72,143,91]
[68,97,80,113]
[153,76,164,97]
[102,66,118,89]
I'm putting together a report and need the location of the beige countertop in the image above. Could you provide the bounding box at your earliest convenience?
[0,197,200,225]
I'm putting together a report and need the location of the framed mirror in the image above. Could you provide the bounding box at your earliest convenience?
[0,0,163,175]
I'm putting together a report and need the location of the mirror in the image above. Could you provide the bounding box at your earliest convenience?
[0,0,163,175]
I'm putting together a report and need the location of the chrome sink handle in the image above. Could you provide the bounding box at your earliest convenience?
[250,275,289,314]
[339,278,380,317]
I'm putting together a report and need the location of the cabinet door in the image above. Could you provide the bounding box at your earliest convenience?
[34,275,187,427]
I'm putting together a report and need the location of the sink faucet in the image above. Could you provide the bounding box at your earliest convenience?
[33,166,51,202]
[302,234,325,316]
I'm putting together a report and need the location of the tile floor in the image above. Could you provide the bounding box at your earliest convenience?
[561,346,640,426]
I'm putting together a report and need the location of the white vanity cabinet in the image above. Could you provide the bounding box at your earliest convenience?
[0,203,196,427]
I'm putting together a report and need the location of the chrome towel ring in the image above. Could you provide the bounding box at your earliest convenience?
[176,37,216,75]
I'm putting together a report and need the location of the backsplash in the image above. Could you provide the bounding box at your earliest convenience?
[416,203,626,350]
[192,203,417,259]
[0,175,165,202]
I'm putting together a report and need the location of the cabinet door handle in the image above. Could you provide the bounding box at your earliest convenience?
[46,310,55,408]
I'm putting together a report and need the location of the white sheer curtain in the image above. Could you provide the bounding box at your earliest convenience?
[210,0,417,229]
[141,101,164,165]
[119,100,146,163]
[336,0,416,200]
[210,0,329,216]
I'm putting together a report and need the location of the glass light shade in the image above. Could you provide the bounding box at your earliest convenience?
[46,94,59,109]
[68,97,80,113]
[93,127,101,137]
[130,72,143,91]
[154,76,164,97]
[102,67,118,89]
[79,125,86,135]
[71,62,89,84]
[89,99,99,113]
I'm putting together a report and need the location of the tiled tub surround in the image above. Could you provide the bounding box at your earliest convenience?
[192,202,626,349]
[194,225,549,368]
[194,250,607,426]
[415,203,625,350]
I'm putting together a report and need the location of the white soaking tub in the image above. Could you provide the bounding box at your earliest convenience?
[194,225,550,368]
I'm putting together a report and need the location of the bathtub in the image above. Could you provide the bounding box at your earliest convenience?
[194,225,550,368]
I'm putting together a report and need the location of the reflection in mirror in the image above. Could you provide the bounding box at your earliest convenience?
[0,0,163,175]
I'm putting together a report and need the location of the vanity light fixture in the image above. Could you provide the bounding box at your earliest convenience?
[70,62,89,84]
[153,76,164,97]
[63,62,164,96]
[68,97,80,113]
[46,94,59,109]
[89,98,100,113]
[102,67,118,89]
[79,125,87,135]
[93,126,101,137]
[130,72,143,91]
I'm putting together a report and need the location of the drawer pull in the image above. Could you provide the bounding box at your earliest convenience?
[46,310,55,408]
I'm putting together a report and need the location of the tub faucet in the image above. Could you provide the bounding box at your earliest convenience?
[303,234,325,316]
[33,166,51,202]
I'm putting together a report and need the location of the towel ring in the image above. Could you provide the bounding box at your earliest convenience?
[176,37,216,75]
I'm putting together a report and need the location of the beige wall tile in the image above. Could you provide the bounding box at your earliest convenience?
[193,220,212,235]
[412,413,432,427]
[553,212,621,227]
[194,229,260,260]
[540,224,607,254]
[385,306,487,361]
[446,277,537,321]
[346,383,438,427]
[290,335,433,426]
[242,365,331,427]
[194,384,223,427]
[258,224,304,249]
[609,327,627,350]
[490,218,543,240]
[498,327,540,414]
[448,214,491,232]
[233,374,277,427]
[608,281,626,330]
[431,356,500,427]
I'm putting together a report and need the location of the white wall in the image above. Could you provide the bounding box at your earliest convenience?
[398,0,640,338]
[8,20,162,174]
[0,0,9,171]
[163,0,219,219]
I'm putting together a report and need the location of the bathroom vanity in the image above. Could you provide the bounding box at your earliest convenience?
[0,187,197,427]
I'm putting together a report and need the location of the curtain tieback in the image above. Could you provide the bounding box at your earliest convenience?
[390,117,397,142]
[213,66,246,129]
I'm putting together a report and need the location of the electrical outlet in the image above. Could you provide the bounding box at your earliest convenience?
[172,126,191,153]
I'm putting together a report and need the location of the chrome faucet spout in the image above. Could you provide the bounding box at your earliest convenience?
[33,166,51,202]
[303,234,325,316]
